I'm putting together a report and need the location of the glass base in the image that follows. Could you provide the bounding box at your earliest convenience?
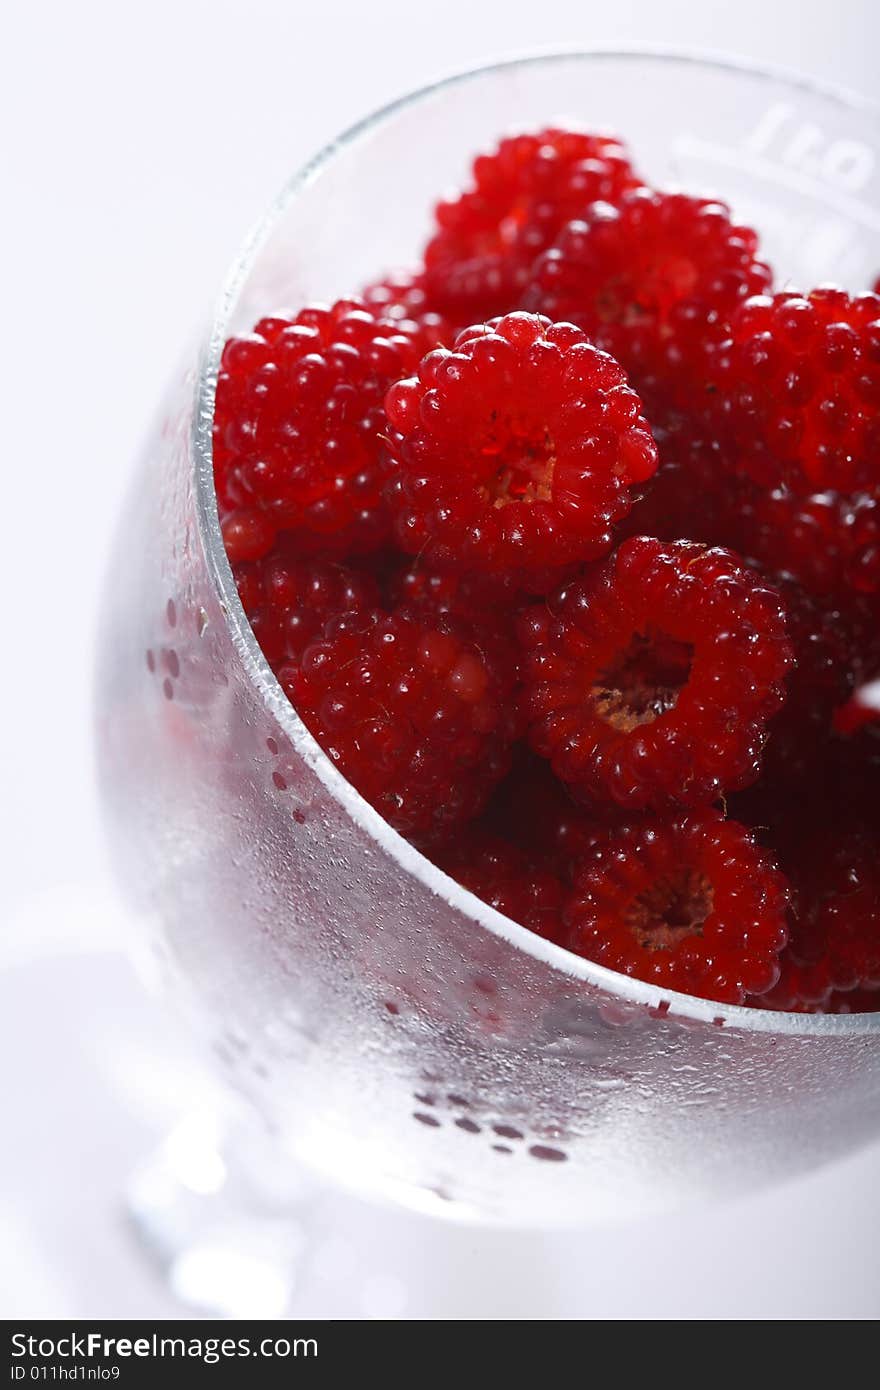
[127,1107,321,1318]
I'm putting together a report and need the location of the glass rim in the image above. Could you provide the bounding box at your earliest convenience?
[192,45,880,1037]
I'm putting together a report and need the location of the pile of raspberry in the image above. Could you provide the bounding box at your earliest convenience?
[215,127,880,1013]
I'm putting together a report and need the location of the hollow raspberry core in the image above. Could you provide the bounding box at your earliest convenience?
[483,429,556,508]
[593,629,694,732]
[628,869,714,950]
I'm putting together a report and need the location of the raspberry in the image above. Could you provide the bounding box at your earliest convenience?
[423,127,640,321]
[760,576,857,782]
[758,823,880,1010]
[482,748,598,883]
[280,605,522,839]
[380,555,526,621]
[361,270,454,343]
[620,425,880,615]
[617,415,745,548]
[519,537,793,810]
[729,485,880,604]
[232,544,379,669]
[756,956,833,1012]
[716,491,880,712]
[563,812,790,1004]
[736,747,880,1011]
[213,298,444,562]
[384,313,658,587]
[437,829,565,943]
[777,736,880,831]
[526,190,770,408]
[704,287,880,492]
[824,987,880,1014]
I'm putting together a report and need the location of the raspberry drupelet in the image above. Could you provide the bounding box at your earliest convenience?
[563,812,790,1004]
[424,127,641,321]
[704,287,880,492]
[280,604,522,840]
[437,829,566,943]
[214,298,446,564]
[384,312,659,588]
[525,189,771,409]
[232,545,380,670]
[519,537,793,810]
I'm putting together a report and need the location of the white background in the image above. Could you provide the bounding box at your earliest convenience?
[2,0,879,1319]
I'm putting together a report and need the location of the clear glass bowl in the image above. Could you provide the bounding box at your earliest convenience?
[98,49,880,1227]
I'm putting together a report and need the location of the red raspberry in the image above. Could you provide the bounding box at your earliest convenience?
[617,426,880,631]
[213,299,444,563]
[526,190,770,408]
[824,987,880,1014]
[380,556,526,622]
[482,748,599,883]
[616,415,745,548]
[750,735,880,838]
[384,313,658,588]
[715,491,880,711]
[704,287,880,492]
[280,605,522,839]
[232,544,379,669]
[361,270,454,343]
[760,576,857,783]
[729,485,880,603]
[519,538,793,810]
[437,829,565,943]
[758,823,880,1010]
[737,747,880,1008]
[563,812,790,1004]
[756,956,834,1012]
[424,127,640,321]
